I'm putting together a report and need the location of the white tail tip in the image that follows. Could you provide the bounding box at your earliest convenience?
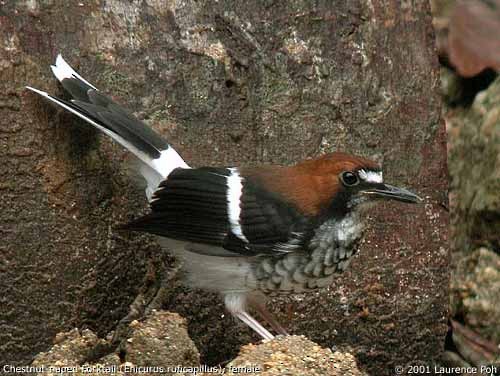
[26,86,49,97]
[50,54,98,90]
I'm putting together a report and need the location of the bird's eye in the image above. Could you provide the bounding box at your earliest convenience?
[340,171,359,186]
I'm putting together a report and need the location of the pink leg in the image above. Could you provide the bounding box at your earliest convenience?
[224,293,274,340]
[249,294,289,336]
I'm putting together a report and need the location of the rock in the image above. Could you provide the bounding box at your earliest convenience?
[448,0,500,77]
[224,335,366,376]
[451,248,500,344]
[446,68,500,365]
[432,1,499,106]
[448,76,500,252]
[431,0,500,77]
[31,311,199,376]
[32,329,110,376]
[120,311,200,369]
[30,319,368,375]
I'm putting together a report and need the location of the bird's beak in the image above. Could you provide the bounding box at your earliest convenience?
[362,184,423,204]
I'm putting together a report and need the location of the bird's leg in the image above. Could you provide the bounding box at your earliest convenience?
[224,293,274,340]
[248,293,289,336]
[234,311,275,341]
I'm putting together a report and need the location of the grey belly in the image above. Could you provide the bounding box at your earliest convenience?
[157,213,361,295]
[251,245,358,294]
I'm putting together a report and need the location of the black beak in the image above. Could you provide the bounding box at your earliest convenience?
[362,184,423,204]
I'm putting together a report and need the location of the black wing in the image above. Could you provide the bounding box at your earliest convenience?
[121,167,313,256]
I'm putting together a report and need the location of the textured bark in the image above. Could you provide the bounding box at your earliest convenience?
[1,1,448,374]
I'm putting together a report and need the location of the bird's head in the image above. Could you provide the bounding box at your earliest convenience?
[273,152,423,217]
[336,164,422,208]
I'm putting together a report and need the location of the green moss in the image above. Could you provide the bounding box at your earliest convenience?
[100,67,133,97]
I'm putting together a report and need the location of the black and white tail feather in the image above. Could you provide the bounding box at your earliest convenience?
[26,54,189,201]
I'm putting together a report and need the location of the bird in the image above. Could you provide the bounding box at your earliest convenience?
[26,54,422,341]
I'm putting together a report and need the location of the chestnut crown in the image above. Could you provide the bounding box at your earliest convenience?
[243,152,421,217]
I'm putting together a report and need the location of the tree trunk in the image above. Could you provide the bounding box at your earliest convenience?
[1,1,448,373]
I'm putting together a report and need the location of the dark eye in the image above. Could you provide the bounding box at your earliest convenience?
[340,171,359,186]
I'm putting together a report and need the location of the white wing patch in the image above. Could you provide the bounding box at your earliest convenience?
[359,169,383,183]
[226,168,249,243]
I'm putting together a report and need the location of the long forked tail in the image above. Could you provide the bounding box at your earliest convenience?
[26,54,189,200]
